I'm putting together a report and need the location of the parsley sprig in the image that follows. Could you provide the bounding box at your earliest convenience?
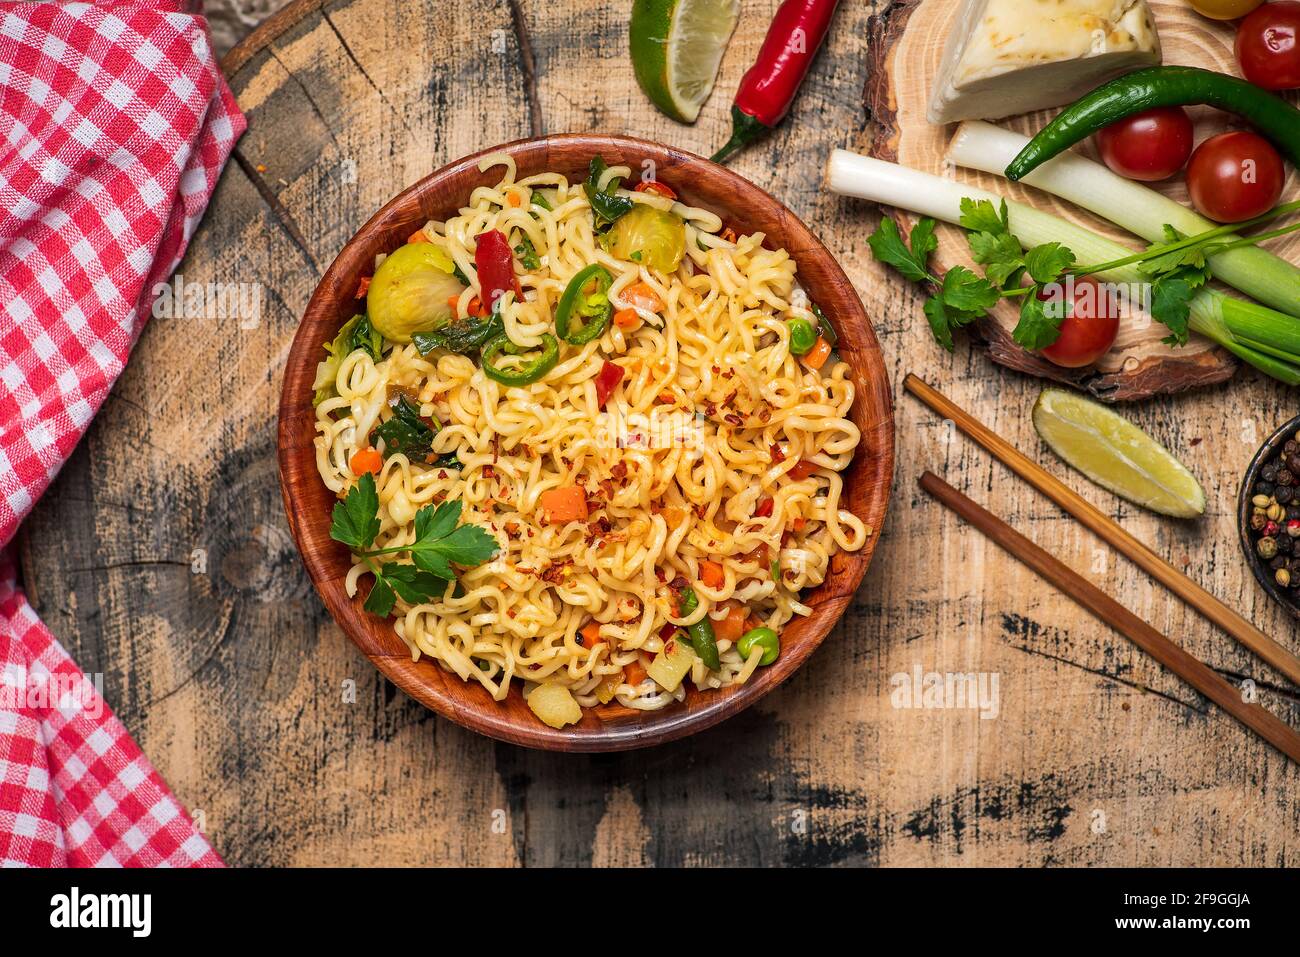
[330,473,499,616]
[868,198,1297,352]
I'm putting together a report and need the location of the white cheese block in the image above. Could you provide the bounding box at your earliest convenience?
[927,0,1161,125]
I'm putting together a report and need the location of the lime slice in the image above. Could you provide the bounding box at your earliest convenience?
[630,0,740,123]
[1032,388,1206,519]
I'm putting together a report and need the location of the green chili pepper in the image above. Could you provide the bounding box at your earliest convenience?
[556,264,613,345]
[481,332,558,387]
[1006,67,1300,181]
[677,586,721,671]
[787,317,816,355]
[530,190,552,211]
[738,627,780,666]
[811,303,837,346]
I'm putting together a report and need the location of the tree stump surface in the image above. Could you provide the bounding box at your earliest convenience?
[19,0,1300,866]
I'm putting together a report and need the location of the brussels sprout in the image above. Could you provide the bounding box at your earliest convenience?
[605,204,686,273]
[366,242,464,343]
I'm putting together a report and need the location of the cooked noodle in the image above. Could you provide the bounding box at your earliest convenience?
[313,153,871,722]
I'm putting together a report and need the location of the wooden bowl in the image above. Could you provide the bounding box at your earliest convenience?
[1237,413,1300,621]
[277,134,895,751]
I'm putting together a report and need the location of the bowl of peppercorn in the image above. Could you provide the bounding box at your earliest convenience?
[1239,414,1300,620]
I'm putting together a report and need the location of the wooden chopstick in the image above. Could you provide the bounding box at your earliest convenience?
[920,472,1300,763]
[904,373,1300,688]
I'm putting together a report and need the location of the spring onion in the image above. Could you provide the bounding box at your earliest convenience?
[947,121,1300,318]
[826,149,1300,385]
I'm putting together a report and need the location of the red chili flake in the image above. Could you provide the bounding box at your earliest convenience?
[770,443,786,463]
[704,401,718,418]
[755,497,774,518]
[507,609,517,619]
[483,465,496,479]
[355,276,371,298]
[437,470,448,479]
[722,390,737,406]
[610,461,628,480]
[725,414,744,427]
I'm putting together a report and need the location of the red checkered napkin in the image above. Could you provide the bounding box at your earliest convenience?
[0,1,243,866]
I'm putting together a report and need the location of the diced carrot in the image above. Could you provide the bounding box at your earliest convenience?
[349,447,382,476]
[507,190,524,208]
[714,601,747,643]
[624,660,648,686]
[699,560,725,590]
[634,180,677,200]
[803,336,832,370]
[469,296,486,317]
[613,307,640,329]
[660,506,687,529]
[407,228,429,244]
[787,459,818,481]
[355,276,371,299]
[792,517,807,532]
[541,486,589,523]
[447,295,461,318]
[623,281,664,314]
[580,621,602,648]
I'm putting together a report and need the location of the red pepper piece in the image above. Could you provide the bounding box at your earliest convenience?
[594,360,625,408]
[634,180,678,200]
[474,229,515,311]
[711,0,841,164]
[755,497,774,518]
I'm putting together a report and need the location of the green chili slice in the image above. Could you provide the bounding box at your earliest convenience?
[556,264,613,345]
[677,585,721,671]
[481,332,558,387]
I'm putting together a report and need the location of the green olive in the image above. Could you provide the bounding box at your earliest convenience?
[787,317,817,356]
[366,242,464,343]
[606,204,686,273]
[737,627,780,666]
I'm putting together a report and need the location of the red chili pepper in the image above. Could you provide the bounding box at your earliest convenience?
[754,497,774,518]
[474,229,515,311]
[593,360,625,407]
[711,0,841,164]
[634,180,677,200]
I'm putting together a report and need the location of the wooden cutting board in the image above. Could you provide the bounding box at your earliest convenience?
[865,0,1300,401]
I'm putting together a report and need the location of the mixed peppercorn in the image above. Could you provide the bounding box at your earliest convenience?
[1248,427,1300,598]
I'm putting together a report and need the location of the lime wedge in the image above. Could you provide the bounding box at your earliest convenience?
[630,0,740,123]
[1032,388,1206,519]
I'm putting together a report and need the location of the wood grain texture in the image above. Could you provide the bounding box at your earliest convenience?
[17,0,1300,866]
[280,134,895,750]
[864,0,1300,401]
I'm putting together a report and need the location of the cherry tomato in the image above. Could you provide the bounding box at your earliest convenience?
[1189,0,1264,21]
[1236,2,1300,90]
[1186,131,1286,223]
[1038,276,1120,369]
[1095,107,1195,181]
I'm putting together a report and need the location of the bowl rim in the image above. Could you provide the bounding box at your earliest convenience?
[276,133,896,751]
[1236,412,1300,621]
